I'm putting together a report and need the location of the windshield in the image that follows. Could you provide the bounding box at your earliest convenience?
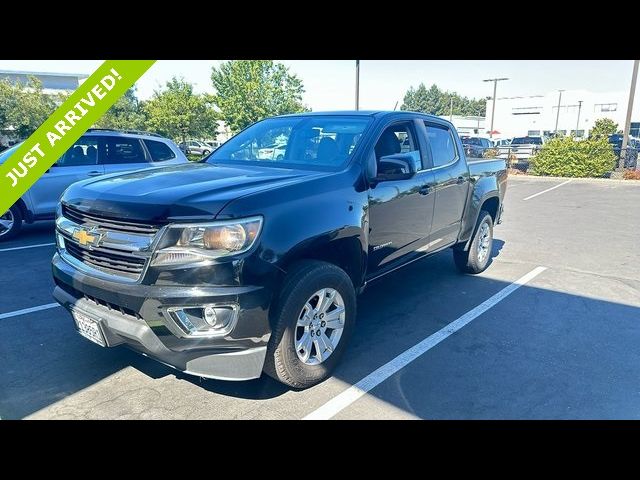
[208,115,372,170]
[0,143,22,164]
[511,137,542,145]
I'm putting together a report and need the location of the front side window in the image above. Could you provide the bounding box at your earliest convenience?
[58,137,98,167]
[101,137,147,164]
[374,122,422,173]
[424,123,457,167]
[144,139,176,162]
[209,115,372,170]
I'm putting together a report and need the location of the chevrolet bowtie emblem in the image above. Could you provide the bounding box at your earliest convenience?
[73,227,103,248]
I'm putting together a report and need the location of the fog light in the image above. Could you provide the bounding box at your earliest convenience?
[203,306,217,326]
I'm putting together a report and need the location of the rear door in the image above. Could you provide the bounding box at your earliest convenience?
[29,136,104,217]
[423,121,470,247]
[99,135,152,175]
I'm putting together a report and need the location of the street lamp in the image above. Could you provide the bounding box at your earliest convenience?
[355,60,360,111]
[575,100,583,137]
[483,78,509,138]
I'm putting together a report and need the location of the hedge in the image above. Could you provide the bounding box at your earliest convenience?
[529,137,616,178]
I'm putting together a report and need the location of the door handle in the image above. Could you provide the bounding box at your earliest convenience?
[419,185,431,195]
[456,176,465,184]
[88,171,102,177]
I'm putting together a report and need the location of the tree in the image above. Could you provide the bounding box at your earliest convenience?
[143,78,217,144]
[589,118,620,139]
[401,83,486,117]
[0,76,58,139]
[211,60,308,132]
[93,87,147,131]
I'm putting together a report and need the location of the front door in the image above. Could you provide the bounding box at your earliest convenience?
[367,121,436,275]
[29,136,103,217]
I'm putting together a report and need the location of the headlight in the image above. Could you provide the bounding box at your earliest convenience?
[151,216,263,267]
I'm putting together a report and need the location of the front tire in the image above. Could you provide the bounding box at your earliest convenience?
[0,205,22,242]
[264,260,356,388]
[453,210,494,274]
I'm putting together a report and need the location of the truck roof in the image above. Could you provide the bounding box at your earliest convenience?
[277,110,449,123]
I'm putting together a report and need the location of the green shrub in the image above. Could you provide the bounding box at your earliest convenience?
[529,137,616,177]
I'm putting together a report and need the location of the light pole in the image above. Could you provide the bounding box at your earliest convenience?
[575,100,583,137]
[554,89,565,135]
[483,77,509,138]
[621,60,639,155]
[355,60,360,111]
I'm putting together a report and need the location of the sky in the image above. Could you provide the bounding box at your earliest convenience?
[0,60,638,115]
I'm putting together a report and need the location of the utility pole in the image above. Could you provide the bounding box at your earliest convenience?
[449,97,453,122]
[355,60,360,111]
[554,89,564,134]
[483,77,509,138]
[576,100,583,137]
[621,60,639,154]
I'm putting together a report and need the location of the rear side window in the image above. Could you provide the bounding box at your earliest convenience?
[424,123,457,167]
[58,137,98,166]
[101,137,147,164]
[144,139,176,162]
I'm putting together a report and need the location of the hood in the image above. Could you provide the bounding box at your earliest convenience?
[62,162,326,223]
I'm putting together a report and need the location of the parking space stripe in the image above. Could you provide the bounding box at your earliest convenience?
[0,303,60,320]
[303,266,547,420]
[523,179,572,201]
[0,242,55,252]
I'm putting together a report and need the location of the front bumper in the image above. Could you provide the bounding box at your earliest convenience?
[52,253,272,381]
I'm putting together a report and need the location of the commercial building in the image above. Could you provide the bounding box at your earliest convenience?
[485,89,639,139]
[0,69,88,95]
[438,115,486,137]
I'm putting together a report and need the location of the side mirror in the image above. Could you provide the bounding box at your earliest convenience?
[376,153,418,181]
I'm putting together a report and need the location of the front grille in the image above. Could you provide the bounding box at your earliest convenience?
[59,204,158,282]
[62,204,160,234]
[65,241,146,279]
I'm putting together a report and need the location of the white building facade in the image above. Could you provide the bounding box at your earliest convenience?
[485,89,639,139]
[438,115,486,137]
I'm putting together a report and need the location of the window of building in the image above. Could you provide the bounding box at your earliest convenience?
[424,123,457,167]
[594,103,617,112]
[571,130,585,138]
[527,130,541,136]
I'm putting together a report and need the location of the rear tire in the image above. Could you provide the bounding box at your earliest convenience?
[453,210,494,274]
[0,205,22,242]
[264,260,356,389]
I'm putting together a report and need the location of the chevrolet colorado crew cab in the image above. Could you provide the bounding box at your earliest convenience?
[52,111,507,388]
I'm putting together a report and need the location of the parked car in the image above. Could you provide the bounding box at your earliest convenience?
[0,129,188,241]
[493,138,511,147]
[608,134,638,169]
[179,140,212,156]
[257,142,287,160]
[461,136,493,158]
[203,140,221,151]
[52,111,507,389]
[498,136,545,164]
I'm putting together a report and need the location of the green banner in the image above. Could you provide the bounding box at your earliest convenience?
[0,60,156,215]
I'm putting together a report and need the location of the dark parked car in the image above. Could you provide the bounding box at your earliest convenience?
[52,111,507,388]
[461,136,493,158]
[608,134,638,168]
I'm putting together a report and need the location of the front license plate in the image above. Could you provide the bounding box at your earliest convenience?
[72,310,106,346]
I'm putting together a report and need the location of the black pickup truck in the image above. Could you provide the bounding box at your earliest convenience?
[52,111,507,388]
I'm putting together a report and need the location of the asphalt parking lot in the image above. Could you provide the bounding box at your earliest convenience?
[1,175,639,419]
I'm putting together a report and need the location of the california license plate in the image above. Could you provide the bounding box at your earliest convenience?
[72,310,106,346]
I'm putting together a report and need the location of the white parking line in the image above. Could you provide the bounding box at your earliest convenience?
[523,179,572,201]
[0,242,55,252]
[0,303,60,320]
[303,266,547,420]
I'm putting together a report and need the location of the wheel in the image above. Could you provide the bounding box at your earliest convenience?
[0,205,22,242]
[276,154,284,161]
[202,150,210,156]
[453,210,494,274]
[264,260,356,388]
